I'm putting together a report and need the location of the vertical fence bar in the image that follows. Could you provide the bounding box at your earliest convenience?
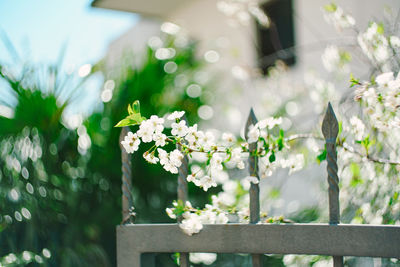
[322,103,343,267]
[177,117,190,267]
[245,108,262,267]
[119,127,135,224]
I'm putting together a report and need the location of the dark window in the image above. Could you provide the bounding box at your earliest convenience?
[257,0,295,73]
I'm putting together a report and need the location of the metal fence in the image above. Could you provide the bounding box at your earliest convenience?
[117,104,400,267]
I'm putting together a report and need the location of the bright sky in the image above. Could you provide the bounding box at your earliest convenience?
[0,0,138,116]
[0,0,137,66]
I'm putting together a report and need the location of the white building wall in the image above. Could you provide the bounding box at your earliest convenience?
[104,0,400,216]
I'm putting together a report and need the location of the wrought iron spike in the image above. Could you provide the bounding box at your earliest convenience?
[322,103,343,266]
[245,108,262,266]
[119,127,135,224]
[176,115,189,211]
[245,108,258,140]
[322,102,339,143]
[176,116,190,267]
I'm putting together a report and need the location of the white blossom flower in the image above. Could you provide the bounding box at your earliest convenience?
[259,156,278,177]
[143,152,159,164]
[349,116,366,141]
[137,121,154,143]
[186,173,197,183]
[163,162,178,174]
[245,175,259,184]
[212,170,229,184]
[198,131,215,150]
[179,213,203,236]
[189,253,217,265]
[230,147,245,169]
[236,161,245,169]
[215,212,229,224]
[390,36,400,48]
[166,208,176,219]
[281,154,305,175]
[121,132,140,153]
[357,22,390,64]
[171,120,189,137]
[210,153,224,171]
[247,125,259,143]
[375,72,394,86]
[167,111,185,121]
[213,191,236,206]
[237,207,250,223]
[185,201,193,209]
[323,5,355,31]
[157,148,169,165]
[194,175,217,191]
[222,132,236,145]
[185,124,198,143]
[257,117,282,130]
[149,115,164,132]
[153,133,167,147]
[199,209,217,224]
[169,149,184,167]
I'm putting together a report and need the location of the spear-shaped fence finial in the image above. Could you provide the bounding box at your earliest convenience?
[245,108,262,267]
[177,116,190,267]
[322,102,340,223]
[322,103,343,267]
[322,102,339,145]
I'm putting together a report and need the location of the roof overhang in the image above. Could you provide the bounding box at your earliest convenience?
[91,0,193,18]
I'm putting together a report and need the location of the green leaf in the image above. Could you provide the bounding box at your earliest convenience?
[324,3,337,12]
[127,104,133,115]
[340,51,351,63]
[316,149,327,164]
[269,151,276,163]
[349,73,360,88]
[132,100,141,114]
[377,23,384,34]
[114,113,145,127]
[269,188,280,199]
[277,129,285,151]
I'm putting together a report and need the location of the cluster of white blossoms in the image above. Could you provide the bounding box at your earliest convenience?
[121,109,307,193]
[120,110,243,191]
[322,3,355,31]
[355,71,400,132]
[357,22,391,66]
[189,253,217,265]
[121,108,307,193]
[321,45,351,74]
[166,201,229,236]
[247,117,283,143]
[216,0,270,28]
[320,3,400,229]
[348,116,367,141]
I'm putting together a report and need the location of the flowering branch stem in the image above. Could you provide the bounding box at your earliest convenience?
[286,133,400,165]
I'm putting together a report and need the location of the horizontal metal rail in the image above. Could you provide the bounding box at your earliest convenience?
[117,223,400,267]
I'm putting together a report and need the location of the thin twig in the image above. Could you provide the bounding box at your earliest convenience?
[286,133,400,165]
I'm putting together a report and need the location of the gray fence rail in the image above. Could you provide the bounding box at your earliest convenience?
[117,104,400,267]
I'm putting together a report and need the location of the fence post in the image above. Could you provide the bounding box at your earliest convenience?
[245,108,262,267]
[119,127,135,224]
[177,117,190,267]
[322,103,343,267]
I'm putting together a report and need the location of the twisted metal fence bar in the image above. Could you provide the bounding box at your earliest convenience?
[119,126,135,224]
[177,116,190,267]
[322,103,343,267]
[245,109,262,267]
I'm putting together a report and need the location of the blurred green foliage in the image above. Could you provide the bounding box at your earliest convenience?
[0,33,211,266]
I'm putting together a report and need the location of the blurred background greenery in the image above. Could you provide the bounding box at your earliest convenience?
[0,32,217,266]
